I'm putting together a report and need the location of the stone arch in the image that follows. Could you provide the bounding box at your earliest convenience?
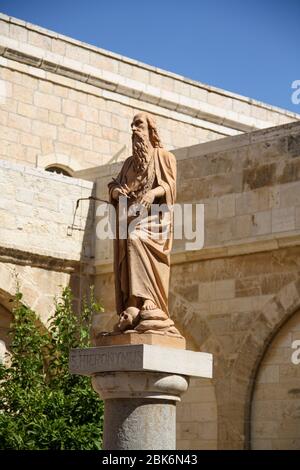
[169,290,214,351]
[0,264,49,358]
[0,262,65,325]
[251,309,300,449]
[0,265,19,306]
[37,153,84,175]
[0,263,35,313]
[221,280,300,449]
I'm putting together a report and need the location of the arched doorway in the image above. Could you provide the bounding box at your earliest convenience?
[251,310,300,449]
[218,280,300,450]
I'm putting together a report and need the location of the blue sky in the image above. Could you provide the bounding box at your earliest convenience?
[1,0,299,113]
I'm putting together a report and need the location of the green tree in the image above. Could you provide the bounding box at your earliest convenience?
[0,287,104,450]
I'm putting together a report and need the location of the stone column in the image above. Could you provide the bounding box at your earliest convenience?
[69,344,213,450]
[93,371,188,449]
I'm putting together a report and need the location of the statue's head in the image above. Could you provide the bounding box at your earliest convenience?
[131,113,162,172]
[131,112,163,149]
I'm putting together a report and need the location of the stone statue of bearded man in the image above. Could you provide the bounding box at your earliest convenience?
[108,112,180,336]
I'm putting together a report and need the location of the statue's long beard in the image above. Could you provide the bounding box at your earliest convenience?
[132,132,150,174]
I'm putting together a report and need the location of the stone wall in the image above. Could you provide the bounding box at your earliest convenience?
[0,159,93,260]
[0,13,299,172]
[0,159,93,326]
[93,121,300,449]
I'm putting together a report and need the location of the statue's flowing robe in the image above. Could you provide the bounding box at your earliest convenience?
[108,148,176,316]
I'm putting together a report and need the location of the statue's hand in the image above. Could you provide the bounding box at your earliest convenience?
[140,190,155,209]
[112,184,130,200]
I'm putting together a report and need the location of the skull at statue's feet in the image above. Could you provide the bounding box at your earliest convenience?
[113,306,140,332]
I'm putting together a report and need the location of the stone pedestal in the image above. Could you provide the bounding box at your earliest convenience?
[94,331,186,349]
[69,344,213,450]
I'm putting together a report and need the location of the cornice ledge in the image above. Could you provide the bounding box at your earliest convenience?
[0,37,271,133]
[0,245,87,273]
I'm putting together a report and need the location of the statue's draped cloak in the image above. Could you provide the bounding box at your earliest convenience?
[108,148,176,316]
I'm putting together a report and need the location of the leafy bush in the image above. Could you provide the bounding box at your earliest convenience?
[0,287,104,450]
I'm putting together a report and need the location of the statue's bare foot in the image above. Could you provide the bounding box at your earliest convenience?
[141,299,157,310]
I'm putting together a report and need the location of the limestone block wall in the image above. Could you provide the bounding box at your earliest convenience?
[0,56,227,170]
[0,159,93,259]
[176,335,218,450]
[0,159,94,323]
[0,13,299,172]
[171,246,300,449]
[172,121,300,256]
[93,121,300,449]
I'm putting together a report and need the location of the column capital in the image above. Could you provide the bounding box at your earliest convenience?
[92,371,189,401]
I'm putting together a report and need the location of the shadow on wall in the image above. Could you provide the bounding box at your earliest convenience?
[68,190,96,314]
